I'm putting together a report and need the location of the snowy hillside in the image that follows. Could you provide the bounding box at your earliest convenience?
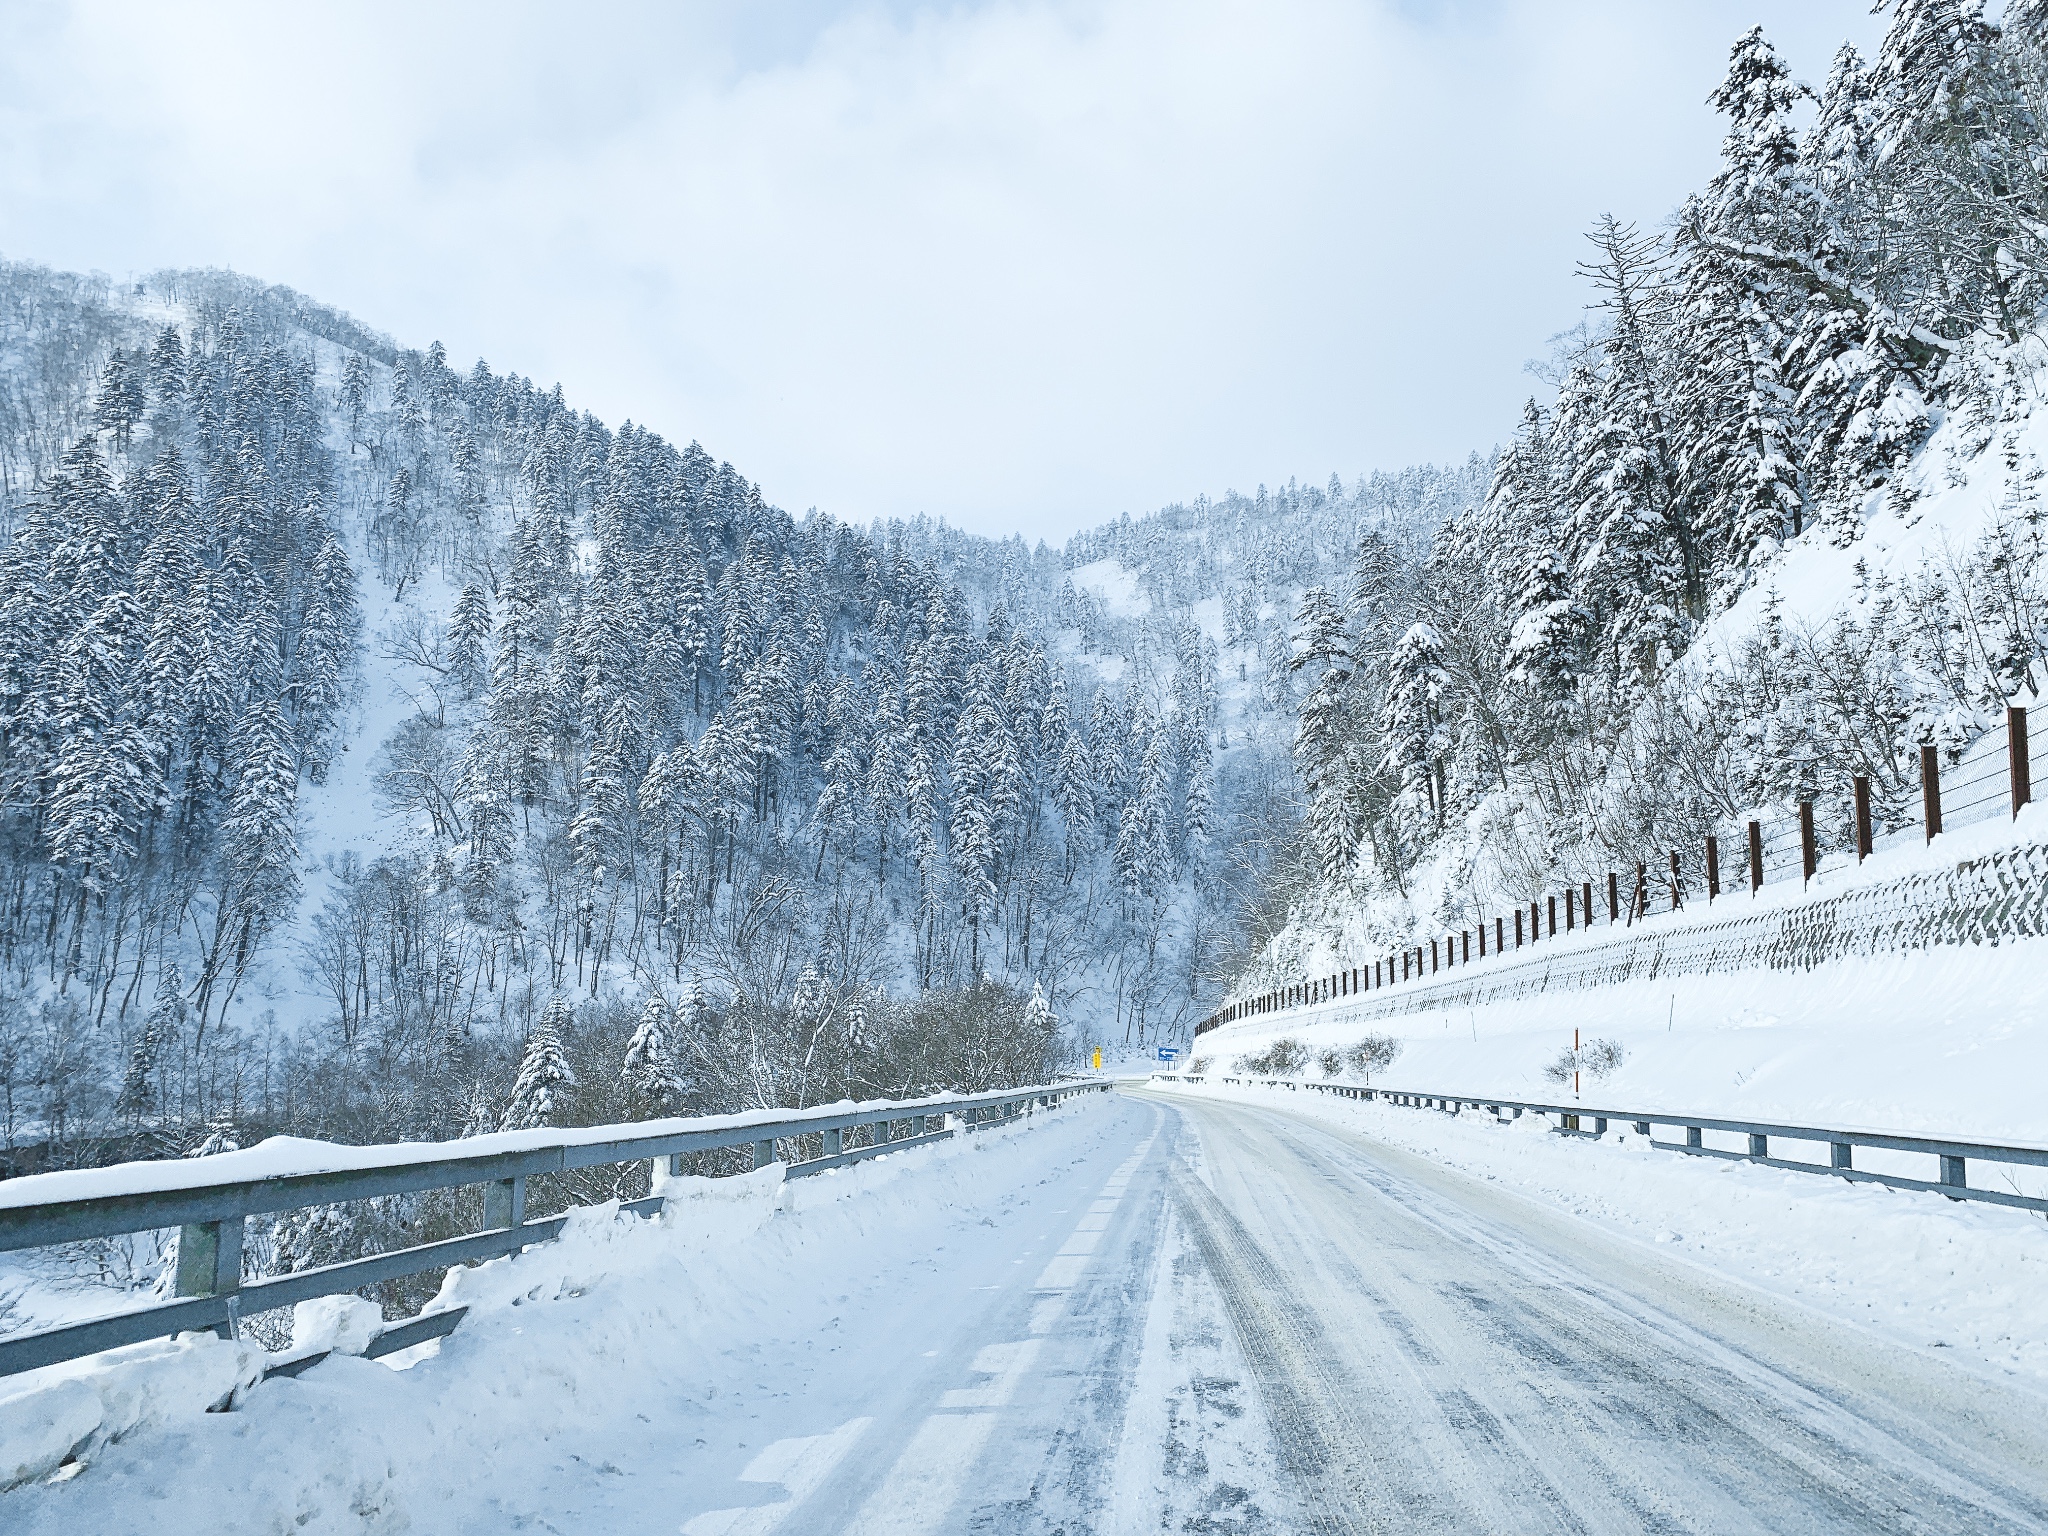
[1246,13,2048,998]
[0,258,1492,1188]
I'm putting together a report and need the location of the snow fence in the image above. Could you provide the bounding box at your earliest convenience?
[1223,834,2048,1031]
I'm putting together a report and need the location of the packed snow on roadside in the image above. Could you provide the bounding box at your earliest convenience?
[1197,919,2048,1150]
[1149,1074,2048,1393]
[0,1093,1117,1524]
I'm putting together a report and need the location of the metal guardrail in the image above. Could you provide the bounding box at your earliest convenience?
[1152,1074,2048,1215]
[0,1080,1109,1380]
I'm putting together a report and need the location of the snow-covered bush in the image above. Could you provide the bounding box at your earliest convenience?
[1583,1038,1627,1079]
[1236,1037,1308,1076]
[1542,1038,1626,1086]
[1344,1035,1401,1082]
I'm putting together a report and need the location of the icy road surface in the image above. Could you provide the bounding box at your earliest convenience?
[12,1086,2048,1532]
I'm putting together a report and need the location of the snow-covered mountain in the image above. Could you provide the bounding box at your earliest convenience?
[0,259,1483,1167]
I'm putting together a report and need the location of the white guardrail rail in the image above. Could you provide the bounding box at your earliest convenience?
[0,1079,1110,1381]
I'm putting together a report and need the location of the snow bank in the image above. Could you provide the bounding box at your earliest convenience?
[0,1332,261,1490]
[0,1091,1115,1521]
[288,1297,383,1359]
[1188,937,2048,1144]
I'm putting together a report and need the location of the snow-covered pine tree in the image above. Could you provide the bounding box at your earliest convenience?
[1672,28,1809,575]
[1383,621,1454,832]
[218,698,301,970]
[117,964,186,1129]
[447,582,493,697]
[504,998,578,1130]
[1568,218,1696,685]
[622,996,689,1115]
[339,353,371,452]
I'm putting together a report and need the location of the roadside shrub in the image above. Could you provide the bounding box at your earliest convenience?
[1583,1038,1627,1079]
[1344,1035,1401,1082]
[1541,1038,1627,1086]
[1319,1048,1344,1077]
[1236,1037,1308,1076]
[1189,1056,1212,1076]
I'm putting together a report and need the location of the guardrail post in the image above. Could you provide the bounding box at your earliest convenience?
[1748,1133,1768,1158]
[2011,705,2031,819]
[1632,1120,1650,1136]
[1799,800,1817,883]
[484,1175,526,1232]
[753,1138,777,1169]
[1685,1126,1703,1149]
[1940,1154,1967,1192]
[1831,1141,1853,1170]
[1922,743,1942,842]
[1706,835,1720,900]
[823,1128,843,1156]
[1853,775,1873,860]
[173,1216,244,1301]
[1748,820,1763,891]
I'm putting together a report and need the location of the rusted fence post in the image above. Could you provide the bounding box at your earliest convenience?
[1495,916,1505,952]
[1564,887,1575,931]
[1514,909,1524,948]
[1799,800,1817,883]
[1853,775,1872,861]
[1748,820,1763,891]
[1921,744,1941,842]
[1669,850,1682,910]
[1582,881,1594,925]
[1462,930,1470,962]
[1547,894,1557,936]
[2011,705,2031,819]
[1706,835,1720,900]
[1607,871,1619,922]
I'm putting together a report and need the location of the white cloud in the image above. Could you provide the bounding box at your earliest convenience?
[0,0,1880,538]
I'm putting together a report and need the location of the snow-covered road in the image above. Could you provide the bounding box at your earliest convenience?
[13,1085,2048,1532]
[1149,1086,2048,1532]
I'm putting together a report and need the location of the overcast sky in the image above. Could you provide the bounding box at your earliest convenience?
[0,1,1883,541]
